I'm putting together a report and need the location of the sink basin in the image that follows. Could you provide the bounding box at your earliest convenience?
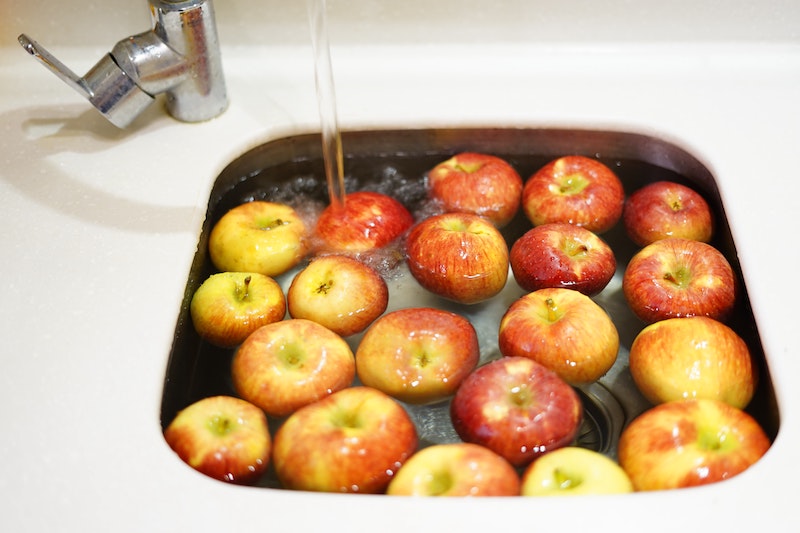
[161,127,779,490]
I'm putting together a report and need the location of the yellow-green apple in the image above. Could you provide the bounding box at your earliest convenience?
[509,223,616,296]
[231,318,355,417]
[386,442,520,496]
[427,152,523,228]
[314,190,414,254]
[498,288,619,385]
[209,201,308,277]
[450,356,583,467]
[618,398,771,491]
[190,272,286,348]
[163,395,270,485]
[520,446,633,496]
[623,180,714,246]
[622,237,736,324]
[287,254,388,337]
[629,316,757,409]
[522,155,625,234]
[355,307,480,405]
[272,386,418,493]
[405,212,509,304]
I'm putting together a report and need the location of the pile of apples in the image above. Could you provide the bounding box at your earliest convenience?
[164,151,771,496]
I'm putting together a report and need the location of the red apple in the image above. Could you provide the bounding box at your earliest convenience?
[629,316,757,409]
[405,212,509,304]
[521,446,633,496]
[287,254,388,337]
[498,288,619,385]
[509,223,616,296]
[521,155,625,234]
[618,398,771,491]
[427,152,523,228]
[163,395,271,485]
[209,200,309,277]
[313,190,414,254]
[355,307,480,405]
[231,318,355,417]
[623,180,714,246]
[272,386,418,493]
[386,442,521,496]
[190,272,286,348]
[622,237,737,324]
[450,356,583,467]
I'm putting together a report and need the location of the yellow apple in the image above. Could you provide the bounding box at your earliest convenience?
[521,447,633,496]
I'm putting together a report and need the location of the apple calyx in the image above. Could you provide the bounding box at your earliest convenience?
[206,414,235,437]
[509,384,533,408]
[278,342,305,369]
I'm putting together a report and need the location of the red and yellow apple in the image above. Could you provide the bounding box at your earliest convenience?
[521,446,633,496]
[231,318,355,417]
[622,237,737,324]
[427,152,523,228]
[405,212,509,304]
[387,442,521,496]
[498,288,619,385]
[209,201,308,277]
[163,395,271,485]
[618,398,771,491]
[522,155,625,234]
[272,386,418,493]
[623,180,714,246]
[355,307,480,405]
[509,223,616,296]
[287,254,388,337]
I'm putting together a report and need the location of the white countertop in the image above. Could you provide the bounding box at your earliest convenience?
[2,1,799,532]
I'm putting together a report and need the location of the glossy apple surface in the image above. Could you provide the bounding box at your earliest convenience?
[287,254,388,337]
[231,318,355,417]
[629,316,756,409]
[521,446,633,496]
[387,442,521,496]
[190,272,286,348]
[355,307,480,405]
[509,222,616,296]
[622,237,736,324]
[163,395,270,485]
[623,180,714,246]
[450,356,583,467]
[427,152,523,228]
[209,200,308,277]
[521,155,625,234]
[618,398,771,491]
[272,386,418,493]
[405,212,509,304]
[498,288,619,385]
[314,190,414,253]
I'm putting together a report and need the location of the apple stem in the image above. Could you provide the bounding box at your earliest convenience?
[237,275,252,301]
[545,297,560,322]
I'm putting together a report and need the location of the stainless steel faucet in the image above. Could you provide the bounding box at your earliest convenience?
[18,0,228,128]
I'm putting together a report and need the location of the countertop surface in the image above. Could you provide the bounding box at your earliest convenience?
[2,1,800,532]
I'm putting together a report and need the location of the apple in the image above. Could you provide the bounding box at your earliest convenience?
[231,318,355,417]
[355,307,480,405]
[313,190,415,254]
[618,398,771,491]
[521,155,625,234]
[623,180,714,246]
[405,212,509,304]
[209,200,308,277]
[450,356,583,467]
[509,222,616,296]
[189,272,286,348]
[629,316,757,409]
[622,237,737,324]
[498,288,619,385]
[520,446,633,496]
[286,254,388,337]
[427,152,523,228]
[272,386,418,493]
[386,442,521,496]
[163,395,271,485]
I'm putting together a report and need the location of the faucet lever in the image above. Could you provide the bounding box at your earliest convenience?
[18,35,92,100]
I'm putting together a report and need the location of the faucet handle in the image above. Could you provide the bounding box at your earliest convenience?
[18,34,155,128]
